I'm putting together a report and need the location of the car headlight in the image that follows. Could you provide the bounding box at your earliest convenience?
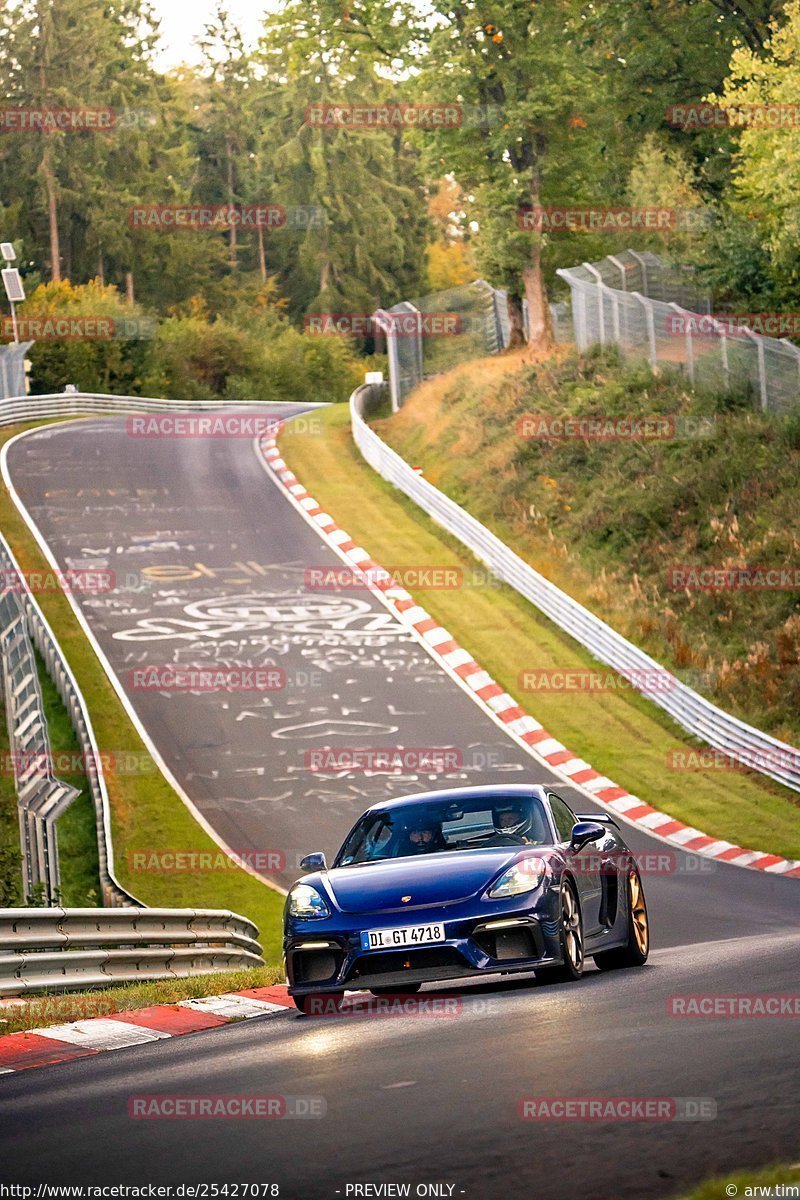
[288,883,330,919]
[488,859,546,899]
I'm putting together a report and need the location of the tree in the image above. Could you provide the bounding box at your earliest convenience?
[196,6,257,272]
[708,0,800,286]
[253,2,429,318]
[0,0,164,284]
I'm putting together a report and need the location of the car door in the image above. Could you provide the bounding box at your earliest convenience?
[547,792,604,936]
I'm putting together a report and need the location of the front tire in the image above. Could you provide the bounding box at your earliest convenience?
[293,991,345,1015]
[594,869,649,970]
[536,879,584,983]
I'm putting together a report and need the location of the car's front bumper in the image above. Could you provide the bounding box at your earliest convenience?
[284,894,562,996]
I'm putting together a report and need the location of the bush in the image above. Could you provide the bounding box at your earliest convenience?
[11,277,368,404]
[19,280,153,396]
[144,314,363,405]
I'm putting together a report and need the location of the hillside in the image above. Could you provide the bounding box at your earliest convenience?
[374,347,800,745]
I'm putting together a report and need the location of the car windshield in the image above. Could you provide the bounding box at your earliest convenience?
[335,794,550,865]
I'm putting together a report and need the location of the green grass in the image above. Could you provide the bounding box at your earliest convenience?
[675,1163,800,1198]
[0,691,23,905]
[33,646,101,906]
[377,345,800,745]
[0,963,285,1035]
[278,400,800,860]
[0,419,285,962]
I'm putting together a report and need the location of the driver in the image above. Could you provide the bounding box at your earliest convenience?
[404,818,446,854]
[492,801,536,843]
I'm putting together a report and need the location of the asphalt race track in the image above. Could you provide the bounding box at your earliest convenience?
[2,411,800,1199]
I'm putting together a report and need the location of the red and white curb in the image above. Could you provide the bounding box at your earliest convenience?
[258,435,800,879]
[0,986,295,1075]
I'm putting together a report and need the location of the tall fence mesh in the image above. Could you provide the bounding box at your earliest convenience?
[374,281,567,410]
[374,249,800,415]
[557,253,800,416]
[374,280,507,411]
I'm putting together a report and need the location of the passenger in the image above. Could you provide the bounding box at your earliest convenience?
[491,802,539,844]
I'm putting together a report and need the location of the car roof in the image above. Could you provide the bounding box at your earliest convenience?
[362,783,553,815]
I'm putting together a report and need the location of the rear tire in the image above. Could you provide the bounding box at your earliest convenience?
[293,991,345,1015]
[594,869,649,970]
[536,879,584,983]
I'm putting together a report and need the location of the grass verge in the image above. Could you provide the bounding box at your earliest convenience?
[0,691,23,905]
[278,400,800,859]
[0,963,285,1035]
[377,346,800,745]
[675,1162,800,1198]
[0,419,284,962]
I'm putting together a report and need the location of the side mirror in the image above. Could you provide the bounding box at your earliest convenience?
[299,851,327,873]
[569,821,605,853]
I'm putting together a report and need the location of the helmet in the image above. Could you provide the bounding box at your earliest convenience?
[493,801,531,838]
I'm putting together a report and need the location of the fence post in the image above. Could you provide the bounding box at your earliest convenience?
[715,321,729,386]
[606,285,621,344]
[372,310,401,412]
[780,338,800,401]
[627,250,649,295]
[582,262,604,345]
[669,303,694,384]
[746,330,768,411]
[607,254,628,290]
[632,292,657,368]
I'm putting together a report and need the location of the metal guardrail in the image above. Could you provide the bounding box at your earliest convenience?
[0,589,78,902]
[0,391,280,428]
[0,907,263,995]
[0,532,137,908]
[350,383,800,795]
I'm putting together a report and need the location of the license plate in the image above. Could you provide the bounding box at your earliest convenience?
[360,922,446,951]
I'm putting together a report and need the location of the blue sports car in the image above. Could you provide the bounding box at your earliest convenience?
[283,784,650,1013]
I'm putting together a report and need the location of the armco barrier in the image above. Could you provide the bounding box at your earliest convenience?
[0,588,78,903]
[0,907,263,995]
[350,383,800,795]
[0,392,243,425]
[0,531,136,908]
[0,391,326,428]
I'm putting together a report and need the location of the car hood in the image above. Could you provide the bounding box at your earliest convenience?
[323,848,533,914]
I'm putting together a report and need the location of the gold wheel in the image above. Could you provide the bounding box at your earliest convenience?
[630,870,649,956]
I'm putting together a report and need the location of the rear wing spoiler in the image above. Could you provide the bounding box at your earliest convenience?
[576,813,620,829]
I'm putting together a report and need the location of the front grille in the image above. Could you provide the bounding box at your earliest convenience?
[350,947,465,979]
